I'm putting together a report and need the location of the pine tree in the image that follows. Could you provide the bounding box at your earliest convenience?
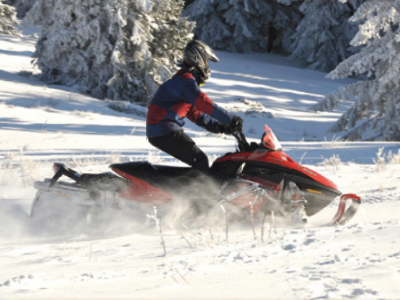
[4,0,36,18]
[183,0,195,8]
[289,0,366,72]
[23,0,118,98]
[312,0,400,141]
[107,0,194,103]
[0,1,19,35]
[184,0,302,54]
[22,0,194,104]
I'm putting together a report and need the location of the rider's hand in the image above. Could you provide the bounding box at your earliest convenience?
[230,116,243,133]
[216,123,232,134]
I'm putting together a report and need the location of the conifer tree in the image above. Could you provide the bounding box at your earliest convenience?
[312,0,400,141]
[4,0,36,18]
[289,0,366,72]
[184,0,302,53]
[0,1,19,35]
[23,0,194,104]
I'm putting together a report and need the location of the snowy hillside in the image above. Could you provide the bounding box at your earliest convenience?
[1,31,400,299]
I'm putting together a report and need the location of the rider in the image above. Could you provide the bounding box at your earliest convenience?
[146,40,243,174]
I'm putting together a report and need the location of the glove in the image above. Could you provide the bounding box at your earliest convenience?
[229,116,243,134]
[216,123,232,134]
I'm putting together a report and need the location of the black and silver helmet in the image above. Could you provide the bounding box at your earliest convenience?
[183,40,219,84]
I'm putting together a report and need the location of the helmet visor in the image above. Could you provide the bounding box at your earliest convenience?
[205,47,219,62]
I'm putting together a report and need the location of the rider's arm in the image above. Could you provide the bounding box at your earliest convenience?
[181,78,233,125]
[186,106,221,133]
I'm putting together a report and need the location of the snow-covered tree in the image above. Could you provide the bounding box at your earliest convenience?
[183,0,195,8]
[312,0,400,141]
[106,0,194,103]
[289,0,366,72]
[184,0,302,54]
[4,0,36,18]
[23,0,194,104]
[23,0,119,98]
[0,1,19,35]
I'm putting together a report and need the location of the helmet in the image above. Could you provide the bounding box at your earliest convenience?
[183,40,219,84]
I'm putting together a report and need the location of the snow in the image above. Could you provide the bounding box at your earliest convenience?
[1,30,400,299]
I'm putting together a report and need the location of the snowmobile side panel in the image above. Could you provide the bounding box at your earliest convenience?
[284,174,341,216]
[212,159,341,217]
[225,178,282,211]
[111,167,172,205]
[214,150,338,191]
[110,162,158,183]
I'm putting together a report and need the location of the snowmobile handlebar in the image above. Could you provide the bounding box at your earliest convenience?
[232,129,250,152]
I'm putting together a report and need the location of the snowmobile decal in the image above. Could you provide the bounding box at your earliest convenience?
[238,173,282,197]
[111,167,172,205]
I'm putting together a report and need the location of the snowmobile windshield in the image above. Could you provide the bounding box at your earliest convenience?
[260,124,282,151]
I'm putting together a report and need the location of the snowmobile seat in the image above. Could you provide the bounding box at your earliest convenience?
[110,162,196,188]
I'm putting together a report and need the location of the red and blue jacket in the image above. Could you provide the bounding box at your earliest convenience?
[146,68,233,138]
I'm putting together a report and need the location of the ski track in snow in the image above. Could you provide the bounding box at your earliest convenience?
[1,32,400,299]
[0,211,399,299]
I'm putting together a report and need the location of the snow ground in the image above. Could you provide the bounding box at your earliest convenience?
[1,31,400,300]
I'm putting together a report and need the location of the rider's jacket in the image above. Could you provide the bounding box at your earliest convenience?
[146,68,233,138]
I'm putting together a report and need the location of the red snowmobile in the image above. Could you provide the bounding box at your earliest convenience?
[32,125,361,225]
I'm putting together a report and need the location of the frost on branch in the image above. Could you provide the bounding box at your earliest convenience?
[4,0,36,18]
[0,1,19,35]
[289,0,367,72]
[312,0,400,141]
[184,0,301,54]
[23,0,194,105]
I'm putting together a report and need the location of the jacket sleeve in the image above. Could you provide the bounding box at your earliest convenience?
[181,78,233,125]
[186,106,221,133]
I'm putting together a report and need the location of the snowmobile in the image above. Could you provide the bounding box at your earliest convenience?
[31,124,361,226]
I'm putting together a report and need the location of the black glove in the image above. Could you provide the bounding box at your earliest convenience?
[229,116,243,134]
[216,123,232,134]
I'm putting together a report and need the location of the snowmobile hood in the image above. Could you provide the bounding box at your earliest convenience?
[214,149,338,191]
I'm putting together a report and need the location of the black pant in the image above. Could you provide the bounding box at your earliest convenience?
[148,130,209,173]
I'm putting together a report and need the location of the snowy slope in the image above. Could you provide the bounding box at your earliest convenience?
[1,32,400,299]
